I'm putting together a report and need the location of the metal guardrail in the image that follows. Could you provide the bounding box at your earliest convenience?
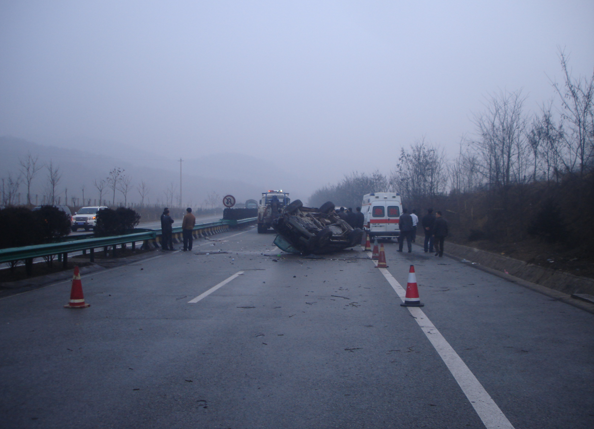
[0,217,257,276]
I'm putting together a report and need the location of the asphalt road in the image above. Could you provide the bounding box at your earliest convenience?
[1,227,593,429]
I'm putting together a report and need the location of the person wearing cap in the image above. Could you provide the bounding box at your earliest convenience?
[182,207,196,251]
[160,207,174,250]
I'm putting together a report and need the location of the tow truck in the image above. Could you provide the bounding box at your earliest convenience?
[257,190,290,233]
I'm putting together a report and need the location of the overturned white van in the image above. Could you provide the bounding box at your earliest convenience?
[361,192,403,240]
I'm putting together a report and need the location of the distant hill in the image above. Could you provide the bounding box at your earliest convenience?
[0,136,274,207]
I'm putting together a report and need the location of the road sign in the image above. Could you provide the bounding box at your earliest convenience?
[223,195,236,208]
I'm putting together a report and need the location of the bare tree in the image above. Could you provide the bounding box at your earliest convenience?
[1,173,21,206]
[527,103,565,182]
[19,153,42,206]
[164,182,177,207]
[204,191,220,209]
[471,90,528,188]
[448,143,482,193]
[390,139,447,202]
[117,175,133,206]
[106,167,124,206]
[551,50,594,175]
[46,161,62,205]
[137,180,150,206]
[94,179,106,205]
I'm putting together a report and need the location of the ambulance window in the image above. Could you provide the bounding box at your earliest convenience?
[387,206,400,217]
[372,207,384,217]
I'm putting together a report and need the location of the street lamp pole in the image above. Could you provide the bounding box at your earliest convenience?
[179,158,183,208]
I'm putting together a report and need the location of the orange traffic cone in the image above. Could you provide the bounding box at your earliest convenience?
[400,265,424,307]
[64,266,90,308]
[376,243,388,268]
[372,237,380,260]
[364,234,372,251]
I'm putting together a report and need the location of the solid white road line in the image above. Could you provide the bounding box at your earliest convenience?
[188,271,244,304]
[374,257,515,429]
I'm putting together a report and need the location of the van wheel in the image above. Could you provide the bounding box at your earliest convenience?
[257,224,267,233]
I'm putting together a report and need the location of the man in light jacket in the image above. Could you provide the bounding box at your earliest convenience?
[182,207,196,251]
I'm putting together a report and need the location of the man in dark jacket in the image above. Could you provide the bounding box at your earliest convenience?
[398,208,413,253]
[422,208,436,253]
[345,208,358,228]
[355,207,365,229]
[160,207,174,250]
[433,211,448,257]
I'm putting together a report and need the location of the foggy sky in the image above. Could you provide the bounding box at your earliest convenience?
[1,0,593,194]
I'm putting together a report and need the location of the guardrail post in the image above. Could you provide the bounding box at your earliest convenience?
[90,248,95,262]
[25,258,33,276]
[113,245,117,258]
[132,241,136,251]
[63,253,68,269]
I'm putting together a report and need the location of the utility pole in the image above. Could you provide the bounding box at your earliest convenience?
[179,158,183,208]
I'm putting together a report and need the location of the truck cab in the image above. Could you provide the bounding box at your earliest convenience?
[361,192,402,240]
[257,190,290,233]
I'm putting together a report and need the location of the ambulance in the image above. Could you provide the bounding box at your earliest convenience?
[361,192,403,240]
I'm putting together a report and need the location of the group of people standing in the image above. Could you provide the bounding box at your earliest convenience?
[160,207,196,251]
[337,207,365,229]
[159,204,447,256]
[398,208,448,257]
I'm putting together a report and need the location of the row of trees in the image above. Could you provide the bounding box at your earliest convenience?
[2,159,225,210]
[1,155,62,207]
[449,51,593,193]
[310,52,593,209]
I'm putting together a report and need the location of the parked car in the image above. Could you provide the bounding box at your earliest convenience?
[71,206,108,231]
[272,200,364,255]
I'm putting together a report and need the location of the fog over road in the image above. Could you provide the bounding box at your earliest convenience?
[1,226,592,428]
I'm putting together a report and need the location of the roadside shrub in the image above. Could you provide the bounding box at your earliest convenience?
[31,206,71,243]
[527,199,567,243]
[0,207,41,248]
[95,207,141,237]
[468,229,487,241]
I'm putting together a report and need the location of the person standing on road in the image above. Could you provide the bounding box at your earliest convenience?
[355,207,365,229]
[398,208,413,253]
[160,208,174,250]
[433,211,448,257]
[346,208,357,228]
[422,208,436,253]
[410,209,419,243]
[182,207,196,251]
